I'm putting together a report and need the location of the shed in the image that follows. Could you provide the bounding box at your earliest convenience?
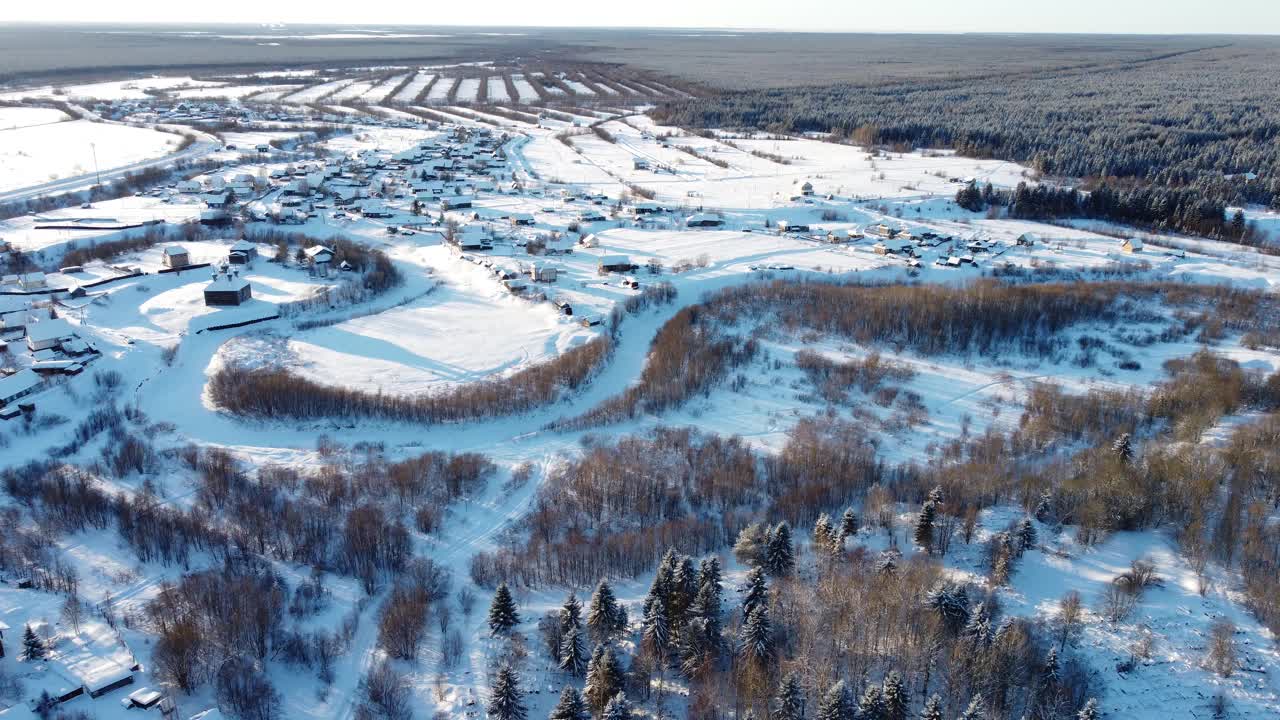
[229,240,258,260]
[163,245,190,268]
[19,272,47,290]
[597,255,634,273]
[1121,238,1144,253]
[553,299,573,316]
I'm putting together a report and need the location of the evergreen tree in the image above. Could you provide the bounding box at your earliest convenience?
[677,616,721,679]
[1112,432,1133,464]
[765,522,795,577]
[840,508,859,538]
[926,583,971,634]
[958,694,985,720]
[22,624,45,660]
[640,592,670,661]
[963,601,993,648]
[587,580,625,644]
[928,485,945,505]
[698,556,723,601]
[559,626,587,676]
[1077,698,1100,720]
[1034,493,1053,522]
[914,501,937,553]
[814,513,835,548]
[671,556,699,625]
[919,694,944,720]
[881,671,908,720]
[559,592,582,638]
[740,567,769,618]
[876,550,899,575]
[1017,519,1038,554]
[815,680,855,720]
[600,692,632,720]
[489,583,521,636]
[1042,647,1060,690]
[733,522,770,567]
[857,684,886,720]
[738,604,774,665]
[775,673,806,720]
[488,664,527,720]
[549,686,589,720]
[584,645,625,714]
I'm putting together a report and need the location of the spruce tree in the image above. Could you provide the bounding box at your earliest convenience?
[927,485,945,505]
[919,694,943,720]
[1112,433,1133,464]
[587,580,624,644]
[963,602,993,648]
[584,645,624,714]
[814,513,835,548]
[840,508,859,538]
[1017,519,1038,554]
[815,680,854,720]
[775,673,806,720]
[740,567,769,618]
[549,686,589,720]
[698,556,723,602]
[958,694,985,720]
[559,592,582,638]
[640,593,670,661]
[857,684,886,720]
[765,522,795,577]
[1077,698,1100,720]
[914,501,937,553]
[927,583,971,634]
[559,626,587,676]
[600,692,632,720]
[738,604,773,665]
[1034,492,1053,522]
[488,583,521,636]
[22,624,45,660]
[881,671,907,720]
[671,556,699,625]
[488,664,527,720]
[1042,647,1060,690]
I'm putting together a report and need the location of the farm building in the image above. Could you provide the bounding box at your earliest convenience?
[631,201,663,216]
[229,240,258,260]
[633,158,650,170]
[19,272,47,290]
[778,220,810,234]
[553,299,573,316]
[0,369,41,407]
[1016,233,1039,247]
[598,255,635,273]
[305,245,335,274]
[162,246,190,268]
[529,265,558,283]
[791,180,814,198]
[685,213,724,228]
[203,274,252,307]
[26,318,77,352]
[1121,238,1144,253]
[867,223,899,239]
[439,196,473,211]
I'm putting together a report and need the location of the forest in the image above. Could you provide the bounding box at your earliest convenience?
[652,43,1280,219]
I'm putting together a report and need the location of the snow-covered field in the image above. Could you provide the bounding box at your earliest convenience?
[0,120,181,193]
[392,72,435,103]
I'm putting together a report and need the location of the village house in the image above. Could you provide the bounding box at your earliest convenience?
[791,180,815,199]
[305,245,335,275]
[598,255,636,273]
[685,213,724,228]
[0,369,42,409]
[26,318,76,352]
[203,272,252,307]
[1120,237,1144,253]
[19,272,47,291]
[162,245,190,269]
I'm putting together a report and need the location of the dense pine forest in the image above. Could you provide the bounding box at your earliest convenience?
[653,43,1280,223]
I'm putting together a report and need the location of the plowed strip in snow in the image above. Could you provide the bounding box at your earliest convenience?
[426,77,455,102]
[563,79,595,95]
[485,77,510,103]
[393,72,434,103]
[362,74,408,104]
[329,81,374,102]
[456,78,481,102]
[283,78,355,103]
[510,74,539,102]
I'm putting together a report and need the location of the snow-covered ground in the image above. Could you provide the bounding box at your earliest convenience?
[0,120,181,193]
[1,92,1278,720]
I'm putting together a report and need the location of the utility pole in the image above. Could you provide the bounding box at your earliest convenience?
[90,142,101,188]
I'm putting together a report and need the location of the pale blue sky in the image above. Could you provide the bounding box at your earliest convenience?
[4,0,1279,34]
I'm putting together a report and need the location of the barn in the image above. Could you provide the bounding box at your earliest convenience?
[203,274,252,307]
